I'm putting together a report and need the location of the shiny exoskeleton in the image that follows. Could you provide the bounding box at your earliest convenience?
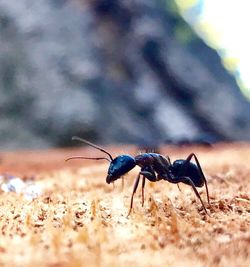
[66,137,210,216]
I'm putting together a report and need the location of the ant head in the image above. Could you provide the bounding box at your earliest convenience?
[66,137,136,184]
[106,155,136,184]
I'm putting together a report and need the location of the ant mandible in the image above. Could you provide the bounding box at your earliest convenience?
[66,136,210,216]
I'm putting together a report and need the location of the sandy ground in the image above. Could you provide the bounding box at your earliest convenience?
[0,143,249,267]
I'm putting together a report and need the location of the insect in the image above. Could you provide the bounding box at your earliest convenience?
[66,136,210,216]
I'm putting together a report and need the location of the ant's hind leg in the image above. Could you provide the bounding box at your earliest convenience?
[181,176,209,215]
[180,153,210,205]
[185,153,210,205]
[191,154,210,205]
[165,175,209,215]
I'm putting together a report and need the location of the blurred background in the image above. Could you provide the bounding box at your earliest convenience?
[1,0,250,150]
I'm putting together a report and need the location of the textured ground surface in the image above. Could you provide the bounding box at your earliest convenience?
[0,143,249,267]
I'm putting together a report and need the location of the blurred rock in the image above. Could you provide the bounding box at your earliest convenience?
[0,174,42,200]
[0,0,249,149]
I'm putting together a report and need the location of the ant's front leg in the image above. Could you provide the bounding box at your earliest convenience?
[127,168,156,217]
[140,169,157,182]
[140,168,157,207]
[177,184,182,192]
[141,176,146,207]
[127,173,141,217]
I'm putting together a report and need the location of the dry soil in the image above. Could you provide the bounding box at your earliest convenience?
[0,143,249,267]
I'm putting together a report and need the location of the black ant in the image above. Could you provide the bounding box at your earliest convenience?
[66,136,210,216]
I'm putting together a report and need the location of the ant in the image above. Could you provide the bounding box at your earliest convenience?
[66,136,210,216]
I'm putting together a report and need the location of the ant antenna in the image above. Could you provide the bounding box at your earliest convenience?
[66,156,111,162]
[72,136,114,161]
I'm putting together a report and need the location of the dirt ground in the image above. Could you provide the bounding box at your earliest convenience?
[0,143,249,267]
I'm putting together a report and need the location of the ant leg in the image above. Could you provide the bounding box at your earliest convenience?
[139,169,156,208]
[180,176,208,215]
[162,171,209,215]
[180,153,210,205]
[162,172,208,215]
[127,173,141,217]
[177,184,182,192]
[121,177,124,191]
[191,154,210,205]
[141,176,146,207]
[140,170,156,182]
